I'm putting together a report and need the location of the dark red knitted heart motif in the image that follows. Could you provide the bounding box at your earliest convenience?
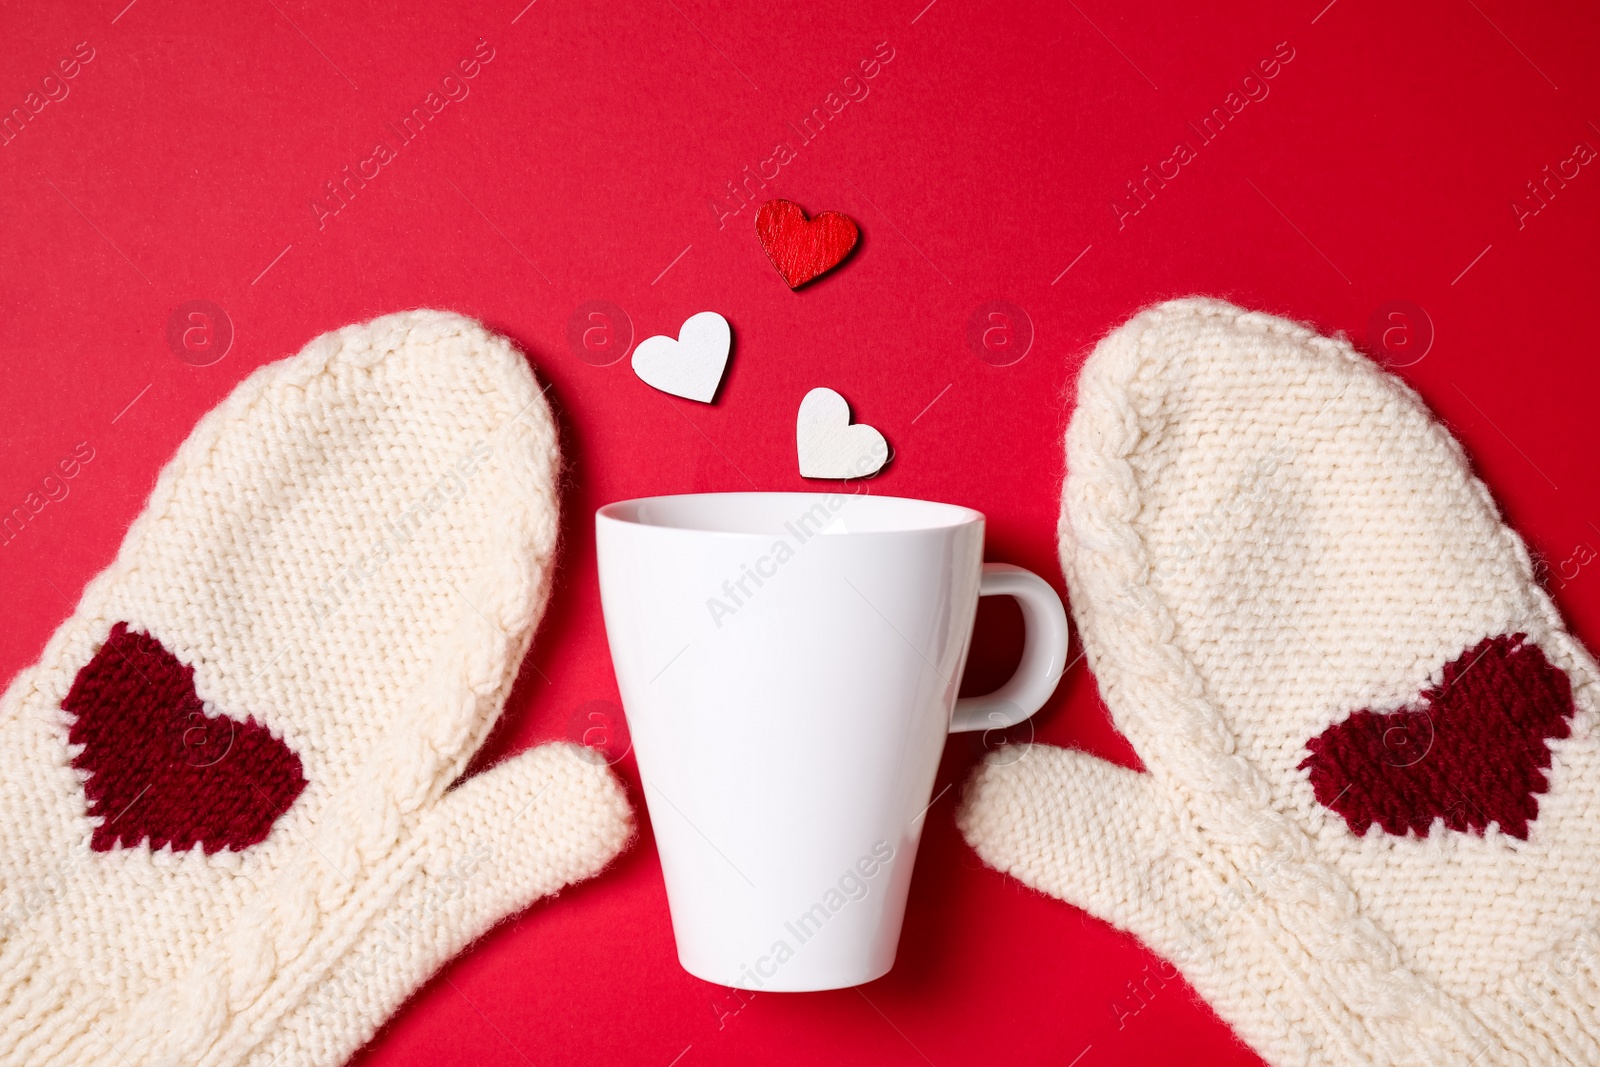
[754,199,859,289]
[62,622,306,853]
[1301,634,1574,840]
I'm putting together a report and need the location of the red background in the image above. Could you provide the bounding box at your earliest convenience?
[3,1,1599,1064]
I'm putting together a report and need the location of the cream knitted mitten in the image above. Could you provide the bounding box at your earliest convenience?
[958,299,1600,1066]
[0,310,633,1066]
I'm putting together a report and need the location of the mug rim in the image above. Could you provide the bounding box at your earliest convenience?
[596,491,983,537]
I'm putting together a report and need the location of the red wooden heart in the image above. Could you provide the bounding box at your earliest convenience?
[1300,634,1573,840]
[62,622,306,853]
[754,199,860,289]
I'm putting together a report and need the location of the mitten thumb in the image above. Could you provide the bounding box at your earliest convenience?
[236,743,633,1067]
[959,744,1197,952]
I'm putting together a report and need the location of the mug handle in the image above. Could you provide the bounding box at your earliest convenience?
[948,563,1070,733]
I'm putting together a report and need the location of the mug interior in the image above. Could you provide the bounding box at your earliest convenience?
[597,492,981,536]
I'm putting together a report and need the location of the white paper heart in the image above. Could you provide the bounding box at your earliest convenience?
[631,311,731,403]
[796,387,889,479]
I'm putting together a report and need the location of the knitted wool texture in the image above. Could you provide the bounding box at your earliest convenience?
[958,299,1600,1066]
[0,310,634,1066]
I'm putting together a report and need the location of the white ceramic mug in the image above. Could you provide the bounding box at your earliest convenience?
[596,492,1068,991]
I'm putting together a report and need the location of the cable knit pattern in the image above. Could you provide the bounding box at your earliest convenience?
[0,310,634,1067]
[958,299,1600,1066]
